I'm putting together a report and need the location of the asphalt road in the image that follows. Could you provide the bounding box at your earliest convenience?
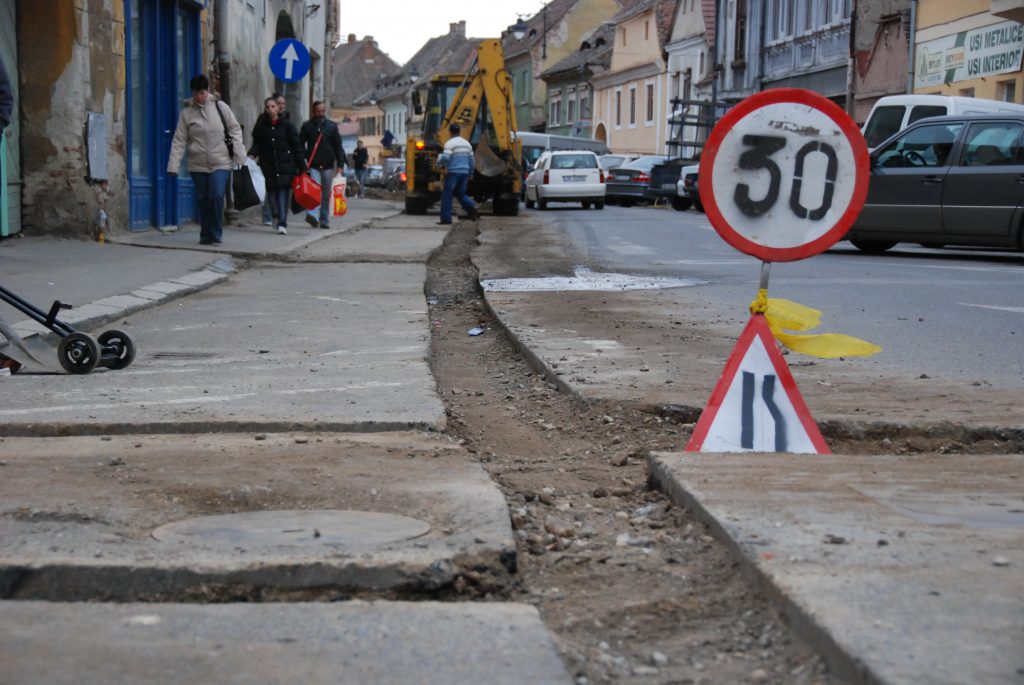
[525,203,1024,390]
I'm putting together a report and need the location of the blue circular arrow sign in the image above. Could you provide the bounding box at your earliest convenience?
[269,38,311,83]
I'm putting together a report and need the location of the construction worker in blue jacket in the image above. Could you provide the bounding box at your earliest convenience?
[436,123,479,225]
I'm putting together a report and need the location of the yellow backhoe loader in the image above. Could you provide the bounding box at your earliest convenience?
[405,39,522,216]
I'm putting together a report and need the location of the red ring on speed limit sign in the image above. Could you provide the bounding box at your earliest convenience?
[699,89,869,262]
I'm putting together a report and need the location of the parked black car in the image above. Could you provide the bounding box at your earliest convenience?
[846,114,1024,253]
[648,157,699,210]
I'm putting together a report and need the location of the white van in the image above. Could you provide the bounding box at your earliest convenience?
[861,94,1024,150]
[514,131,610,169]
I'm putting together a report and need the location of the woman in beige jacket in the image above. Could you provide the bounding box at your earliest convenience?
[167,74,245,245]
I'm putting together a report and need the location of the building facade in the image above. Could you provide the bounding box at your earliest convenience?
[715,0,852,106]
[503,0,623,132]
[539,24,613,139]
[2,0,336,239]
[913,0,1024,102]
[328,32,399,165]
[664,0,716,157]
[851,0,912,123]
[591,0,678,154]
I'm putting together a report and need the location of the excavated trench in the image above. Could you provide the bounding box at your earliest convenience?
[425,220,853,684]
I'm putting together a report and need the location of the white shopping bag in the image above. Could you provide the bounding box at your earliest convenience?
[245,158,266,203]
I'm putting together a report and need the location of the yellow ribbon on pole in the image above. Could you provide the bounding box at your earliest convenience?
[750,289,882,359]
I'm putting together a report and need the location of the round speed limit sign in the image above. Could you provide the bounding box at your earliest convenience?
[699,89,869,262]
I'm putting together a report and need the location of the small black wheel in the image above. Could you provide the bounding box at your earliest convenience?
[582,201,592,209]
[525,197,535,209]
[671,197,693,212]
[693,199,705,213]
[538,200,548,210]
[98,329,136,370]
[595,200,605,210]
[58,332,99,374]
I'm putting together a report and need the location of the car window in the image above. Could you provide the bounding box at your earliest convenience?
[875,123,962,168]
[863,105,906,147]
[623,156,665,170]
[524,145,546,166]
[551,154,597,169]
[908,105,947,124]
[959,123,1023,166]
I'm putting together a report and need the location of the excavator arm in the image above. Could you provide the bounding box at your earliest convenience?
[438,39,519,156]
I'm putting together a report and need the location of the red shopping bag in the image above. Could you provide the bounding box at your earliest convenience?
[292,173,321,210]
[292,131,324,211]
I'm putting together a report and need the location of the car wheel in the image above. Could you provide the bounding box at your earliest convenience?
[538,200,548,210]
[851,239,896,253]
[595,201,605,210]
[671,197,693,212]
[525,198,535,209]
[582,201,592,209]
[693,199,704,213]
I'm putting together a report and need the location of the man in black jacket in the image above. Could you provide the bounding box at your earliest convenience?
[299,101,346,228]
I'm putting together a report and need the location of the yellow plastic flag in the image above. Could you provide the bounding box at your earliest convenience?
[749,289,882,359]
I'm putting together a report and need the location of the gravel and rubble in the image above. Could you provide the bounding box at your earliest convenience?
[426,220,841,684]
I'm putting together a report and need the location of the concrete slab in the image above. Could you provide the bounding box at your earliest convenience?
[287,226,450,263]
[367,214,459,230]
[109,200,403,258]
[0,433,515,600]
[0,237,218,318]
[0,600,570,684]
[647,451,1024,685]
[0,262,443,435]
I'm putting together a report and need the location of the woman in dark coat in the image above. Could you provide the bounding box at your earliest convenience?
[248,97,306,234]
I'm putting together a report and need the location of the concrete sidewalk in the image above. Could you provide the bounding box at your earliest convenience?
[0,200,402,365]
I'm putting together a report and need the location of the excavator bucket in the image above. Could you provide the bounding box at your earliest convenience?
[474,131,510,178]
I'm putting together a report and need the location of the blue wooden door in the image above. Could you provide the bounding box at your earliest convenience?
[127,0,199,230]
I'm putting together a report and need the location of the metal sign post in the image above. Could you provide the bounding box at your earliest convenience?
[686,89,871,454]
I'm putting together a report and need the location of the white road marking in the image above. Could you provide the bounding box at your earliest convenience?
[845,259,1024,275]
[959,303,1024,314]
[482,267,705,292]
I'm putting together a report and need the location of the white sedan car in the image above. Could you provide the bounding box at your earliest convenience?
[524,150,605,210]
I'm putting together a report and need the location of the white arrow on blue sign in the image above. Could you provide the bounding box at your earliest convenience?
[269,38,311,83]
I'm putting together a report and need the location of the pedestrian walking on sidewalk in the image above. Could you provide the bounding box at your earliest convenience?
[437,123,478,225]
[248,97,306,236]
[300,101,346,229]
[167,74,245,245]
[352,140,368,198]
[254,91,283,226]
[0,55,13,134]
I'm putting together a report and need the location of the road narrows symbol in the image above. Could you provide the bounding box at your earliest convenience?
[686,315,829,454]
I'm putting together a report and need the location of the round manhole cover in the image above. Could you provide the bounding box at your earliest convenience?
[152,510,430,548]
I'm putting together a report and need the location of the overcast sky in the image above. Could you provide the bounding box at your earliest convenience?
[338,3,542,64]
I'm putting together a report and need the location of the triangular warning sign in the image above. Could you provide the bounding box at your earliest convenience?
[686,314,829,454]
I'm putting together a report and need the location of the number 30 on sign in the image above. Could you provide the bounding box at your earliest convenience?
[699,89,869,263]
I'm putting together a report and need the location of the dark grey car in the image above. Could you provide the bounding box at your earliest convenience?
[847,114,1024,253]
[604,156,667,206]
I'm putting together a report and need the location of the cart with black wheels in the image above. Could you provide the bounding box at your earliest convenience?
[0,284,136,375]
